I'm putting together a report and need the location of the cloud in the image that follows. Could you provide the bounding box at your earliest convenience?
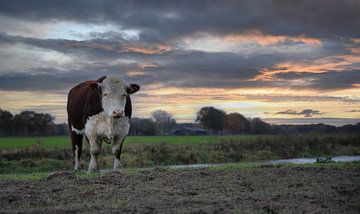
[275,109,324,117]
[264,117,360,126]
[0,0,359,42]
[0,32,172,56]
[273,70,360,90]
[0,1,358,124]
[349,110,360,113]
[0,31,358,92]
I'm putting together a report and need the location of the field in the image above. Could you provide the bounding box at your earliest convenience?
[1,134,359,212]
[0,135,262,149]
[1,134,360,173]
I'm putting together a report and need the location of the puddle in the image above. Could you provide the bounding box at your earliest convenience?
[267,155,360,164]
[168,155,360,169]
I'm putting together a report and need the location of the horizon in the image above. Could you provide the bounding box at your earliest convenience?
[2,107,359,127]
[0,1,359,125]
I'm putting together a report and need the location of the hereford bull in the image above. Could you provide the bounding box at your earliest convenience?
[67,76,140,172]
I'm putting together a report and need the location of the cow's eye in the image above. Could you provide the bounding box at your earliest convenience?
[104,93,107,97]
[123,93,126,97]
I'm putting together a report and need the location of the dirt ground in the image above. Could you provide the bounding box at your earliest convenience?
[0,166,359,213]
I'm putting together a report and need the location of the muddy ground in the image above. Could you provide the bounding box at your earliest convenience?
[1,166,359,213]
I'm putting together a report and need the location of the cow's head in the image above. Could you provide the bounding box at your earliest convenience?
[90,76,140,118]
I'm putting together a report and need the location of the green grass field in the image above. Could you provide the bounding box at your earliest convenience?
[0,134,359,174]
[0,135,263,149]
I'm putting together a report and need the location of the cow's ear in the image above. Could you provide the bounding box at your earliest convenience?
[126,84,140,94]
[90,82,101,95]
[97,76,106,83]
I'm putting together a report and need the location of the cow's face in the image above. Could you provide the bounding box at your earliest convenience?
[91,76,140,118]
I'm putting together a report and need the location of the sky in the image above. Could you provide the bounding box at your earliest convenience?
[0,0,359,126]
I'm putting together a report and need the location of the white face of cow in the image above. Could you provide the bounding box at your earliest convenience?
[92,76,140,118]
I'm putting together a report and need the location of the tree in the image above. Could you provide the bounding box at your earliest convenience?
[0,109,13,136]
[129,118,158,135]
[226,113,250,134]
[196,106,227,134]
[12,111,55,136]
[249,117,271,134]
[151,110,176,135]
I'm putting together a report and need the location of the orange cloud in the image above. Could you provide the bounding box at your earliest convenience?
[182,31,323,54]
[253,52,360,81]
[352,38,360,43]
[127,71,146,76]
[224,30,322,46]
[138,62,158,69]
[123,44,171,54]
[64,41,172,54]
[64,41,119,51]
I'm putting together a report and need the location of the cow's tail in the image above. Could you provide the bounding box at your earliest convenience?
[68,119,83,170]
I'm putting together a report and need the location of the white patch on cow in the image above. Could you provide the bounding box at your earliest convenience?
[85,112,130,139]
[74,145,80,170]
[100,76,128,117]
[72,126,84,135]
[84,111,129,173]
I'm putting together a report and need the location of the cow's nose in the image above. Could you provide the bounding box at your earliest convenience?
[112,110,124,119]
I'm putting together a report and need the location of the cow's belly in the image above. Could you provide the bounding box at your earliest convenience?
[84,112,130,139]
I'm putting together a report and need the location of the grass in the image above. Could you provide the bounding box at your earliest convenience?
[0,134,358,175]
[0,136,69,149]
[0,135,264,149]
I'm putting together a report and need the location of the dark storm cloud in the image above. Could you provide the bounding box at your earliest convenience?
[275,109,324,117]
[275,70,360,90]
[0,31,358,91]
[0,51,271,91]
[123,49,317,89]
[0,64,136,92]
[0,32,172,58]
[0,72,96,92]
[0,0,359,41]
[0,32,303,90]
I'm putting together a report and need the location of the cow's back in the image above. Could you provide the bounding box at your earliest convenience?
[67,80,103,130]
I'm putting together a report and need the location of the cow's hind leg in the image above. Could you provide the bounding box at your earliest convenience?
[112,136,125,171]
[70,131,83,170]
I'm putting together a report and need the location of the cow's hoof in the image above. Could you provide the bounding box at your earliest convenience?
[88,167,99,173]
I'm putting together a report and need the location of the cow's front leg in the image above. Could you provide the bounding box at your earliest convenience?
[88,136,101,173]
[112,136,125,171]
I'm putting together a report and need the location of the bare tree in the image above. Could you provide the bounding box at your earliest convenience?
[151,110,176,135]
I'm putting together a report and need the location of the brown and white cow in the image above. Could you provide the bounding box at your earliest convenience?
[67,76,140,172]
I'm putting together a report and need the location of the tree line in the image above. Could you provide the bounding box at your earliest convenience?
[0,107,359,137]
[195,106,360,135]
[0,109,67,136]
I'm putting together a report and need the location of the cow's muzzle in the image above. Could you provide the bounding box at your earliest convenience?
[112,110,124,119]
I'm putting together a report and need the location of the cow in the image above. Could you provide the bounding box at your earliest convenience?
[67,75,140,172]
